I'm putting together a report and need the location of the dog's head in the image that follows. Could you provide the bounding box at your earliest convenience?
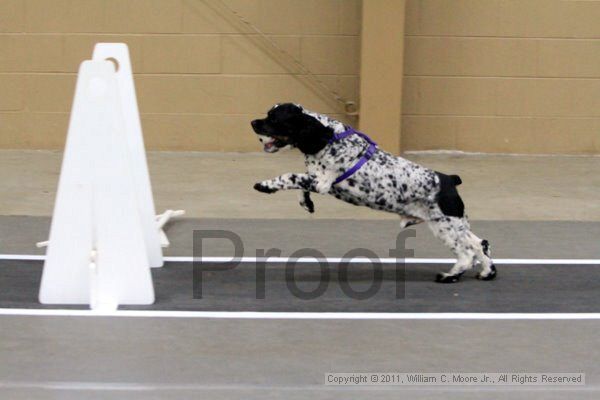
[251,103,333,155]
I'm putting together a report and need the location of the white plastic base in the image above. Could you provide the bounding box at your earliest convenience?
[39,43,188,309]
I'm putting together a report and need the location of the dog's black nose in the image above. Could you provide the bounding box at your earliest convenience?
[251,119,263,133]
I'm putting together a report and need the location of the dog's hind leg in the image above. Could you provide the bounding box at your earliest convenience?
[459,222,496,280]
[437,252,473,283]
[427,217,477,283]
[469,233,496,280]
[427,217,496,283]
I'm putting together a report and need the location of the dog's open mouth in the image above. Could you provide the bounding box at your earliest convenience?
[261,137,287,153]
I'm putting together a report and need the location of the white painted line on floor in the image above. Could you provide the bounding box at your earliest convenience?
[162,256,600,265]
[0,254,46,261]
[0,308,599,319]
[1,254,599,265]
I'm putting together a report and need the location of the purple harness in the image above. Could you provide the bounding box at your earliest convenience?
[328,127,378,185]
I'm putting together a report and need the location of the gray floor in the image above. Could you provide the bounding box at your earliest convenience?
[2,150,600,222]
[2,216,600,398]
[2,216,599,312]
[0,317,598,399]
[2,216,600,259]
[1,260,600,313]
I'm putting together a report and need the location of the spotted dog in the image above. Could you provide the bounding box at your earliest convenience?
[251,103,496,283]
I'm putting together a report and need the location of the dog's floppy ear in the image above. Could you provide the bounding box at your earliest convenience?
[288,113,333,154]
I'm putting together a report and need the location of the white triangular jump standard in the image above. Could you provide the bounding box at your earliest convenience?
[39,43,185,309]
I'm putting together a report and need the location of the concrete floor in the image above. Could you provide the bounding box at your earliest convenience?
[0,317,598,399]
[1,150,599,220]
[4,259,600,312]
[2,217,600,312]
[3,217,600,259]
[1,150,599,399]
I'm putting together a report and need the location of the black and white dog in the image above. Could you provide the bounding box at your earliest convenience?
[251,103,496,283]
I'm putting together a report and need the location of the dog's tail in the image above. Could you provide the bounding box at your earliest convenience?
[435,172,465,218]
[450,174,462,186]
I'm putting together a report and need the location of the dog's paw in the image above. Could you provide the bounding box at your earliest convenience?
[300,202,315,213]
[399,217,423,229]
[299,191,314,213]
[476,264,497,281]
[253,182,278,194]
[435,272,463,284]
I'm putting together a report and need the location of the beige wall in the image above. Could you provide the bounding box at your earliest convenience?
[358,0,405,154]
[4,0,599,154]
[0,0,361,151]
[402,0,600,154]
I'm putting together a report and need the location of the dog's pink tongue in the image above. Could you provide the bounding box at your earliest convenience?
[264,142,274,151]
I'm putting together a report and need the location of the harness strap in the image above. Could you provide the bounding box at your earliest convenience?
[328,127,378,185]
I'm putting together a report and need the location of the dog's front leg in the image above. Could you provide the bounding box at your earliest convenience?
[312,170,336,195]
[254,172,335,214]
[297,171,337,212]
[253,173,315,194]
[297,191,315,213]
